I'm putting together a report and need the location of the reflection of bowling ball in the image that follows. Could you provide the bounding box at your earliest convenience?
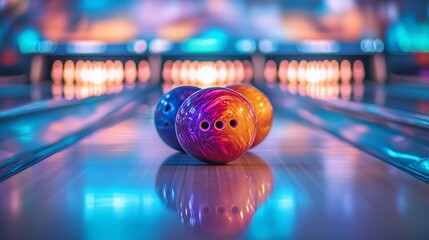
[155,86,200,151]
[227,84,273,148]
[175,87,256,164]
[155,152,273,236]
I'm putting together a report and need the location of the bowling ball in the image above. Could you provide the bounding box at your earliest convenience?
[175,87,256,164]
[227,84,273,148]
[155,86,200,151]
[155,152,273,236]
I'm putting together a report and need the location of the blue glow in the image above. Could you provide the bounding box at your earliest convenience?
[181,38,225,53]
[248,190,296,239]
[180,28,228,53]
[84,191,158,215]
[83,189,168,240]
[383,148,421,161]
[277,195,295,209]
[203,28,229,40]
[417,159,429,174]
[80,0,115,11]
[16,124,33,135]
[17,28,40,54]
[388,21,429,52]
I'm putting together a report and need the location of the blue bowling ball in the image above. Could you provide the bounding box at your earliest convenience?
[155,86,200,151]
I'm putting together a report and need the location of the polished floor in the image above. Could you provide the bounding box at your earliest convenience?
[1,83,429,240]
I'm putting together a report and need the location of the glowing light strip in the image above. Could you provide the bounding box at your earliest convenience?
[297,40,340,53]
[66,41,107,54]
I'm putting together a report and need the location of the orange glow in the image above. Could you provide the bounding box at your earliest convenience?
[162,60,173,84]
[63,60,75,85]
[353,83,365,101]
[282,9,364,42]
[330,60,340,83]
[225,61,236,85]
[263,58,361,86]
[125,60,137,84]
[216,60,227,85]
[306,61,317,84]
[93,61,107,85]
[287,60,298,84]
[297,60,307,84]
[74,60,84,85]
[340,60,352,84]
[51,83,62,100]
[63,83,75,100]
[162,83,180,93]
[279,82,288,92]
[77,85,89,99]
[160,60,254,87]
[79,61,88,85]
[352,60,365,84]
[264,60,277,83]
[180,60,191,84]
[278,60,288,84]
[233,60,245,83]
[341,83,352,100]
[198,62,217,86]
[114,60,124,84]
[105,60,115,85]
[51,60,63,84]
[138,60,151,84]
[318,61,326,84]
[298,84,307,96]
[76,18,137,43]
[157,20,198,42]
[189,61,199,84]
[171,60,182,84]
[242,60,253,83]
[288,83,298,95]
[93,82,107,96]
[325,60,334,83]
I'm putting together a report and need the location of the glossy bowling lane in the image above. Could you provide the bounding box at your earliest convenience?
[0,83,55,111]
[1,85,428,240]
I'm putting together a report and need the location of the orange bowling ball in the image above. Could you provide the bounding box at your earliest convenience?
[227,84,273,148]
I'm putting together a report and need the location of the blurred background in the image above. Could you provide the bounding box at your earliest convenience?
[0,0,428,83]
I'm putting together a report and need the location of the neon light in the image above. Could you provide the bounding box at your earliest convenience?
[127,39,147,54]
[66,41,107,54]
[297,40,340,53]
[389,21,429,52]
[17,28,40,54]
[181,38,225,53]
[383,148,421,161]
[259,39,277,53]
[149,38,172,53]
[361,39,385,53]
[236,39,256,53]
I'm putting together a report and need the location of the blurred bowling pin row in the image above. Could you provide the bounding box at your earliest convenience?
[51,60,151,85]
[51,82,132,101]
[277,82,365,102]
[265,59,365,85]
[162,60,253,87]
